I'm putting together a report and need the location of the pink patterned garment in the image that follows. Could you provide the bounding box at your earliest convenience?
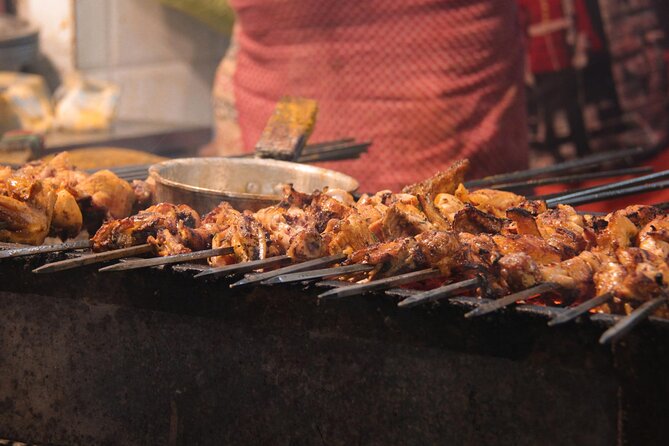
[229,0,528,192]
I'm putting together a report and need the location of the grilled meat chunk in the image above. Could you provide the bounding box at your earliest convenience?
[91,203,201,252]
[535,205,588,259]
[0,177,56,245]
[454,184,525,219]
[637,215,669,260]
[323,212,377,256]
[433,193,465,223]
[452,204,507,235]
[402,159,469,197]
[210,212,267,266]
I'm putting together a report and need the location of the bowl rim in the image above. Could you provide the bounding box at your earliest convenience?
[148,157,359,200]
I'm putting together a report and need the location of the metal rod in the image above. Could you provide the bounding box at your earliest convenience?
[0,241,26,249]
[530,183,601,201]
[546,169,669,206]
[397,277,481,308]
[194,255,292,278]
[297,142,370,163]
[0,239,92,259]
[96,139,367,178]
[265,263,375,285]
[230,253,347,288]
[599,296,668,344]
[652,201,669,210]
[32,244,153,274]
[464,146,647,188]
[98,247,235,272]
[318,268,442,301]
[492,166,652,191]
[302,138,355,151]
[304,140,369,154]
[550,179,669,207]
[464,282,560,318]
[298,150,365,163]
[547,293,614,326]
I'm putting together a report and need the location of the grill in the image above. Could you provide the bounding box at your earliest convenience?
[2,146,669,445]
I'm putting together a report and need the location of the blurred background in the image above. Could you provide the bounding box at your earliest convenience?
[0,0,667,177]
[0,0,230,160]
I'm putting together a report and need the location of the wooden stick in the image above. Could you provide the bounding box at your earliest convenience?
[464,282,560,318]
[318,268,442,301]
[32,244,153,274]
[98,247,234,272]
[599,297,668,345]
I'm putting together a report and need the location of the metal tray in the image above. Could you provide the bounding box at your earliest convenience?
[149,157,359,213]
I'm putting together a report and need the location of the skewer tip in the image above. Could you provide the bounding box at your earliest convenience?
[463,307,483,319]
[229,279,250,288]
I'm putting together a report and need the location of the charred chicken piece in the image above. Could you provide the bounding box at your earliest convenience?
[380,195,434,241]
[535,205,589,259]
[210,212,267,266]
[12,152,140,237]
[254,186,311,257]
[402,159,469,197]
[454,184,525,219]
[322,212,377,257]
[51,188,83,239]
[433,193,465,223]
[354,191,391,239]
[593,205,660,254]
[91,203,201,252]
[452,204,507,235]
[0,177,56,245]
[347,236,428,278]
[201,201,268,266]
[637,215,669,260]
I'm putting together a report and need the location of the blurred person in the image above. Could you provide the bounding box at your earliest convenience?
[518,0,594,162]
[161,0,528,192]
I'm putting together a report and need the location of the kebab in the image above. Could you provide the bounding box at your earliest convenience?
[0,152,150,245]
[339,204,669,319]
[20,158,645,290]
[86,160,547,265]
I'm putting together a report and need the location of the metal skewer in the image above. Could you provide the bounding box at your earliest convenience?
[0,239,92,259]
[303,138,355,149]
[32,244,153,274]
[465,146,648,188]
[547,293,614,326]
[194,255,292,278]
[550,179,669,207]
[0,241,27,249]
[599,296,668,345]
[492,166,652,191]
[397,277,482,308]
[230,253,347,288]
[266,263,375,285]
[464,282,560,318]
[318,268,442,301]
[546,169,669,206]
[98,247,235,272]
